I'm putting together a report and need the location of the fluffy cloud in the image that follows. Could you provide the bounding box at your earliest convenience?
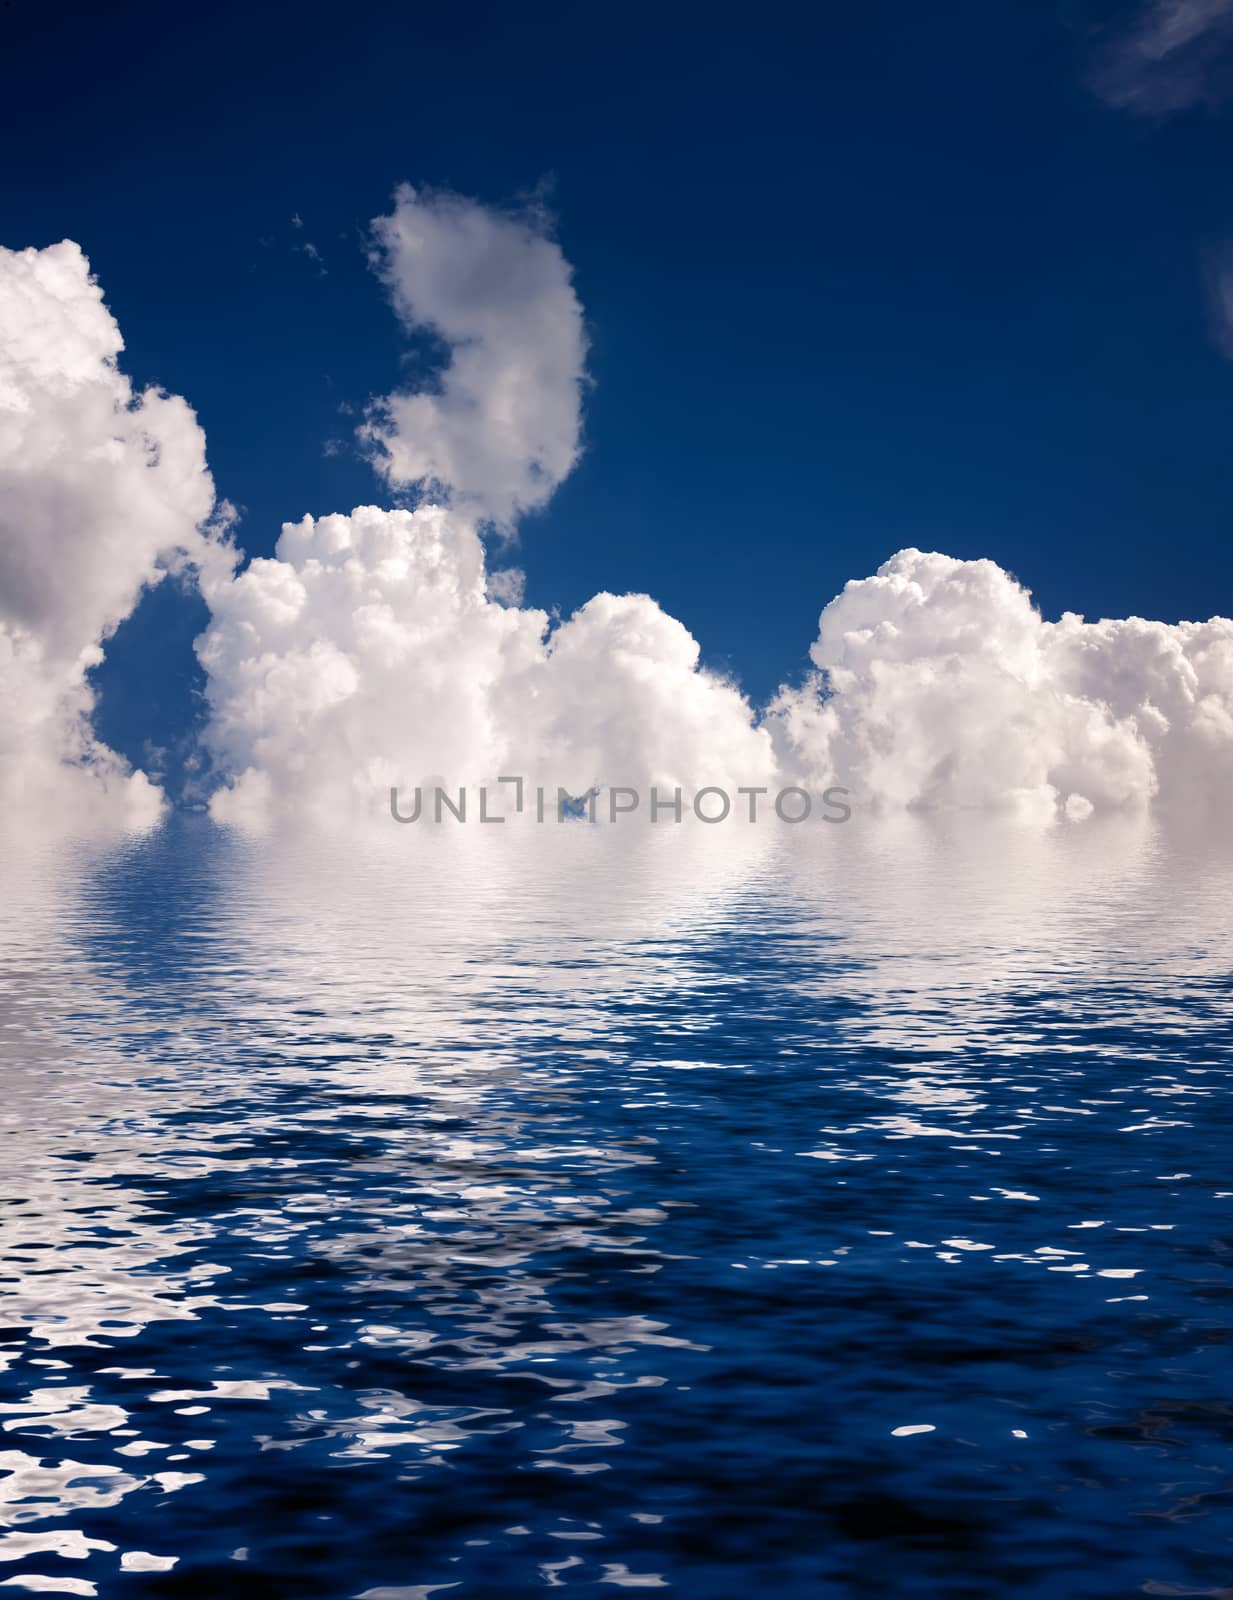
[0,241,227,823]
[10,207,1220,831]
[201,522,1233,828]
[358,185,587,529]
[198,503,774,825]
[193,187,1233,827]
[201,185,775,827]
[1091,0,1233,115]
[769,548,1233,818]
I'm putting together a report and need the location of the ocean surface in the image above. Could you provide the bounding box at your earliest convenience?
[1,812,1232,1598]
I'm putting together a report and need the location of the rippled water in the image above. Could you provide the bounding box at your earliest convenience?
[1,812,1232,1597]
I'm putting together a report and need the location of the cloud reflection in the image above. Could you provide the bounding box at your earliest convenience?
[0,815,1231,1593]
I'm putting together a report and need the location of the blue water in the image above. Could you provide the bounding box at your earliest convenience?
[2,814,1232,1597]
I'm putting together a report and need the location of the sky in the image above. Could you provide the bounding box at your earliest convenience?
[4,0,1233,820]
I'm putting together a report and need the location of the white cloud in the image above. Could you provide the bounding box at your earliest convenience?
[198,504,774,826]
[199,522,1233,829]
[0,240,228,824]
[769,548,1233,818]
[8,205,1222,834]
[1091,0,1233,115]
[358,184,587,529]
[199,187,775,827]
[192,187,1233,828]
[486,565,527,606]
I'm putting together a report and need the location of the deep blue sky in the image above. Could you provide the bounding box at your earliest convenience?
[6,0,1233,771]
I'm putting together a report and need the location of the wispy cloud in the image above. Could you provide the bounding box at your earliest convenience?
[1092,0,1233,115]
[297,238,326,275]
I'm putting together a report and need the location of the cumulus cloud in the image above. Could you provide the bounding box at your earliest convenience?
[200,523,1233,827]
[10,198,1228,834]
[0,240,227,823]
[1091,0,1233,115]
[190,186,1233,828]
[200,184,776,827]
[198,503,773,826]
[769,548,1233,819]
[358,184,587,529]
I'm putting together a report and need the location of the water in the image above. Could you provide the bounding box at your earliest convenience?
[2,812,1232,1598]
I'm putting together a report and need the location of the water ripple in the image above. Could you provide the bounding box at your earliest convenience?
[0,814,1230,1595]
